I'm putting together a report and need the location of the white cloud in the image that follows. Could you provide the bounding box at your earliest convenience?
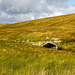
[0,0,75,24]
[0,0,2,3]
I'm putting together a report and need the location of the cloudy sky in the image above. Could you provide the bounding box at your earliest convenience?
[0,0,75,24]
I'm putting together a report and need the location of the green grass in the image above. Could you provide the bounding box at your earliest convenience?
[0,13,75,75]
[0,52,75,75]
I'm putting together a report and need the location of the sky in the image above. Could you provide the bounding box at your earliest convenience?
[0,0,75,24]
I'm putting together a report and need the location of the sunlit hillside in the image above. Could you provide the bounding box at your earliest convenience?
[0,14,75,75]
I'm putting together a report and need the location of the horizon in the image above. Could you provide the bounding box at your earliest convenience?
[0,13,75,24]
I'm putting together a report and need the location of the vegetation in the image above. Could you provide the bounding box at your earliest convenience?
[0,13,75,75]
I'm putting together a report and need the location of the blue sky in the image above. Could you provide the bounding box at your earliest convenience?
[69,0,75,5]
[0,0,75,24]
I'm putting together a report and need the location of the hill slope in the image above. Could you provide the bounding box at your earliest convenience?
[0,13,75,51]
[0,14,75,75]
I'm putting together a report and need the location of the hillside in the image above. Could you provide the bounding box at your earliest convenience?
[0,14,75,75]
[0,13,75,51]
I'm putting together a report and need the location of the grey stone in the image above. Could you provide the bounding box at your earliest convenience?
[41,39,43,41]
[22,40,25,43]
[25,40,29,42]
[45,37,50,40]
[51,38,59,41]
[42,42,58,49]
[53,41,61,45]
[32,43,43,46]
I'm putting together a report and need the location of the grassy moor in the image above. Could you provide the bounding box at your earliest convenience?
[0,14,75,75]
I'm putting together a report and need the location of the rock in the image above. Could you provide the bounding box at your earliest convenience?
[25,40,29,42]
[41,39,43,41]
[22,40,25,43]
[21,40,29,43]
[51,38,59,41]
[54,41,61,43]
[30,42,34,43]
[53,41,61,45]
[42,42,58,49]
[32,43,43,46]
[38,43,43,46]
[45,37,50,40]
[17,40,20,42]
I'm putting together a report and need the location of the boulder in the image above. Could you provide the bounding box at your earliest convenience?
[42,42,58,49]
